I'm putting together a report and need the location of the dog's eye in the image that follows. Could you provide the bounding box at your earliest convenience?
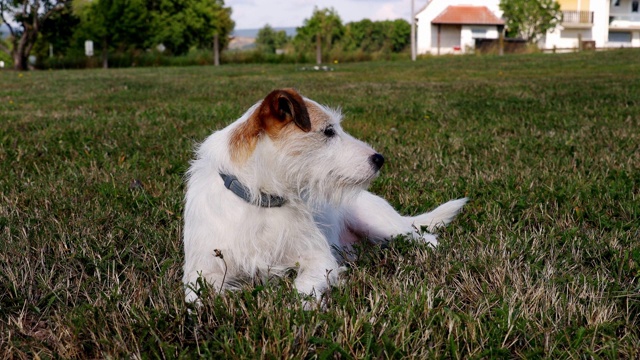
[323,126,336,138]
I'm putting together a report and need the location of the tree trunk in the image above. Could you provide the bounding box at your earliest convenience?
[213,34,220,66]
[315,33,321,65]
[12,32,31,71]
[13,52,28,71]
[102,39,109,69]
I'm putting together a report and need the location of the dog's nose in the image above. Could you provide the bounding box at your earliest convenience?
[369,153,385,170]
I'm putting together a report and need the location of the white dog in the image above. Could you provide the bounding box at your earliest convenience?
[183,88,467,304]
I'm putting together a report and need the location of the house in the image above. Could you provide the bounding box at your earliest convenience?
[417,0,640,54]
[544,0,640,49]
[416,0,504,55]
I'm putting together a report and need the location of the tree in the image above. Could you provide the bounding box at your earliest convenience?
[388,19,411,53]
[72,0,232,67]
[341,19,410,54]
[499,0,562,44]
[149,0,233,56]
[0,0,68,70]
[342,19,379,52]
[31,1,79,60]
[294,7,343,64]
[255,24,288,54]
[77,0,150,68]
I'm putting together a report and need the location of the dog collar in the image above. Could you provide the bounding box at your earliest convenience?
[219,173,286,208]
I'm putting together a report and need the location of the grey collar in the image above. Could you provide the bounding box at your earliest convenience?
[219,173,286,208]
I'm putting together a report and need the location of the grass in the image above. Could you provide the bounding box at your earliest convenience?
[1,49,639,358]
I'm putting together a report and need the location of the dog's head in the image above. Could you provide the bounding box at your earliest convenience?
[230,88,384,205]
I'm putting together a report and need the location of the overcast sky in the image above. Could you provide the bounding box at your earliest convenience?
[226,0,428,29]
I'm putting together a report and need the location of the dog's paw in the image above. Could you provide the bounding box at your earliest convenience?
[420,233,439,247]
[412,198,468,232]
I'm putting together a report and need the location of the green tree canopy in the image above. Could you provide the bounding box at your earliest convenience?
[294,7,343,54]
[255,24,288,53]
[341,19,410,53]
[500,0,562,43]
[74,0,150,67]
[32,2,80,59]
[70,0,233,66]
[293,8,410,61]
[149,0,233,55]
[388,19,411,53]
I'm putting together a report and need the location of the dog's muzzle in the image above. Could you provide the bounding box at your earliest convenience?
[369,153,385,171]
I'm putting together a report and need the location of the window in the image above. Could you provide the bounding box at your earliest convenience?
[471,28,487,38]
[609,31,632,42]
[633,1,639,12]
[614,0,620,6]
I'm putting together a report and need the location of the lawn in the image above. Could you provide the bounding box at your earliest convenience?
[1,50,639,358]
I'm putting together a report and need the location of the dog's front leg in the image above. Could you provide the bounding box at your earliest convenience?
[293,254,341,306]
[343,191,467,246]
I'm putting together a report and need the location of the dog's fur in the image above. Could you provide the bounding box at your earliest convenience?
[183,88,467,303]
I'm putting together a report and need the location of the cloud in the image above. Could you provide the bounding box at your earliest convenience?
[371,3,401,20]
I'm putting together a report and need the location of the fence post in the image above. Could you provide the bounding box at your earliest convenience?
[578,33,583,52]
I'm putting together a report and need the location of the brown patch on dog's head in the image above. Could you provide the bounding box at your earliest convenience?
[230,89,311,162]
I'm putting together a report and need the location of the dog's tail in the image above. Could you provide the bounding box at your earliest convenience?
[411,198,468,232]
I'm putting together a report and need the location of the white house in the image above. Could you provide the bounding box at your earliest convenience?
[543,0,640,49]
[416,0,504,55]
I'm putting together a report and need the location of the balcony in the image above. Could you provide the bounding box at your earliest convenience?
[562,11,594,25]
[609,13,640,29]
[609,13,640,22]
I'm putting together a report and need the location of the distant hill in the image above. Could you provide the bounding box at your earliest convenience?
[232,27,297,39]
[229,27,297,51]
[1,24,10,39]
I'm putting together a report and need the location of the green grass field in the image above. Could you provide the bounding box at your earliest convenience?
[1,50,639,358]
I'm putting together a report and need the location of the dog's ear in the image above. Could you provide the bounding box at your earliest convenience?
[262,89,311,132]
[230,89,311,163]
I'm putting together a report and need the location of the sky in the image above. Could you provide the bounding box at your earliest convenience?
[226,0,428,30]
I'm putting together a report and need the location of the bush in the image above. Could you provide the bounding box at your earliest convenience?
[36,50,213,69]
[34,47,412,70]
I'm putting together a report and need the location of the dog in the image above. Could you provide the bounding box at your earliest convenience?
[183,88,467,304]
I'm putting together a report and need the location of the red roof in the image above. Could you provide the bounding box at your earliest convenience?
[432,6,504,26]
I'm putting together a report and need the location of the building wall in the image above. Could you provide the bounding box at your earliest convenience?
[557,0,592,11]
[429,25,464,54]
[461,25,501,51]
[545,0,610,49]
[591,0,611,47]
[426,24,501,55]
